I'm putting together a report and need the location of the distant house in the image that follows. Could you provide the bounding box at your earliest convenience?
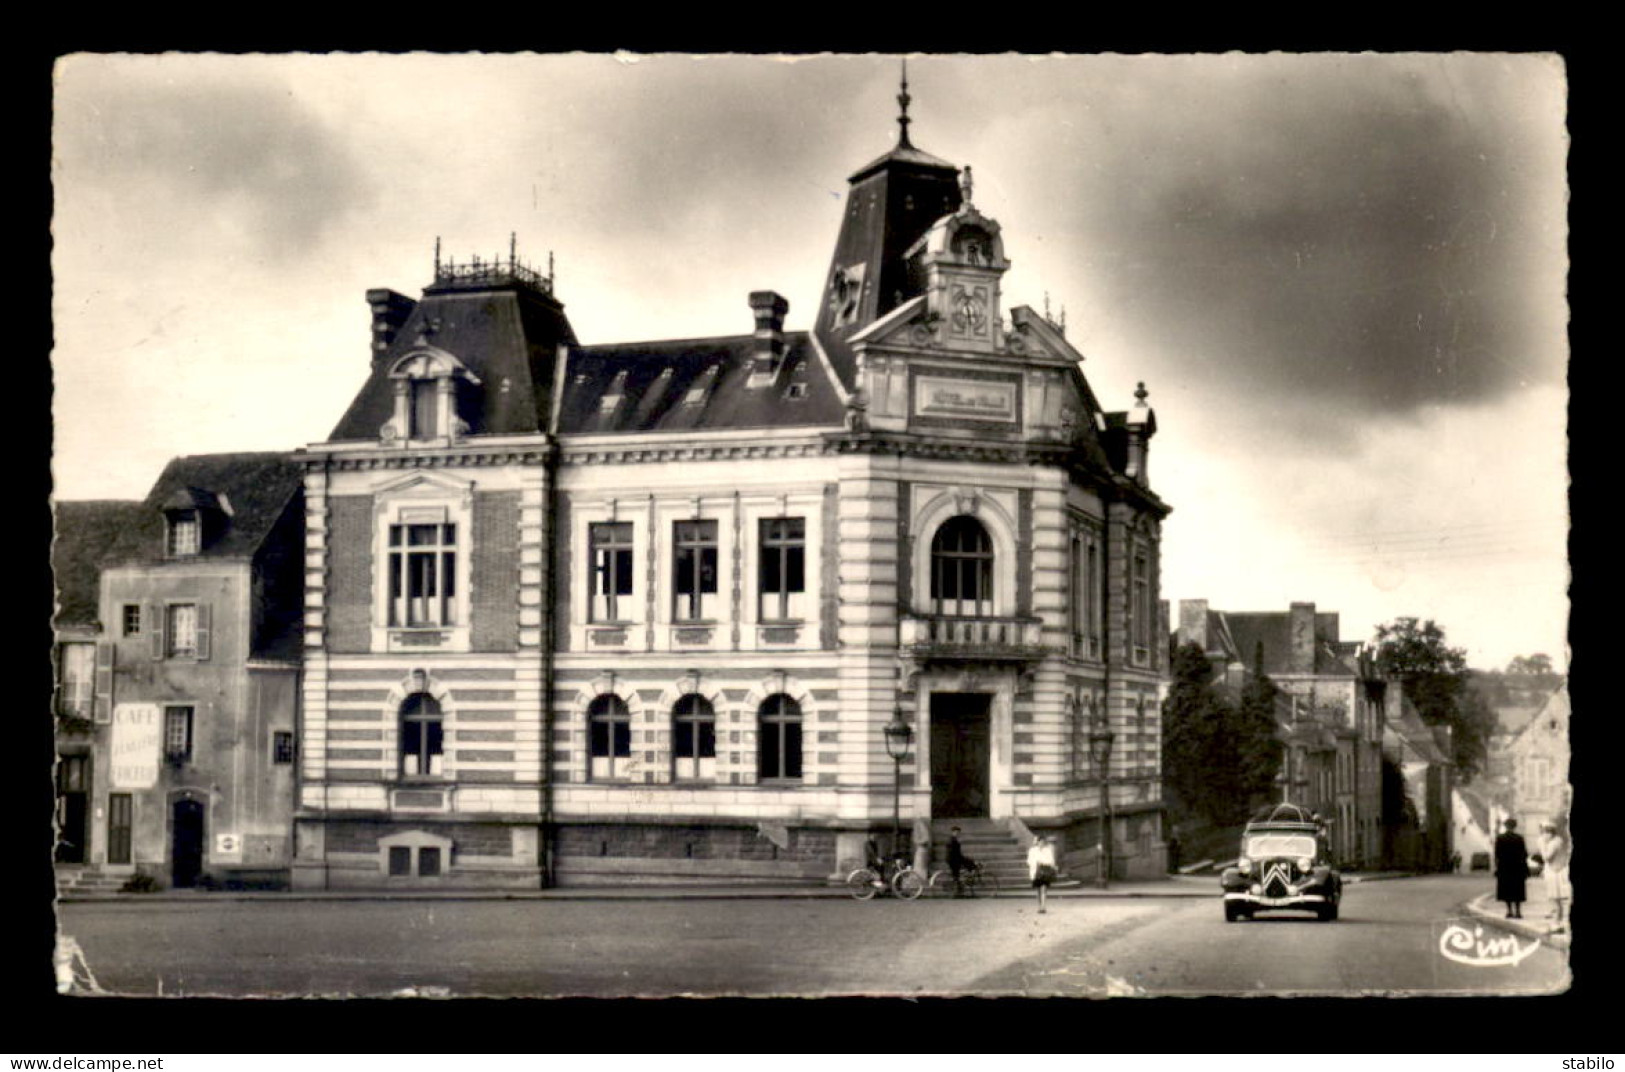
[1452,783,1495,870]
[52,453,305,890]
[1502,685,1569,838]
[1174,600,1384,868]
[1382,688,1453,872]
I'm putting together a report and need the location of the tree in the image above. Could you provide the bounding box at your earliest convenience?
[1373,617,1497,782]
[1235,641,1286,807]
[1163,641,1282,827]
[1506,653,1555,676]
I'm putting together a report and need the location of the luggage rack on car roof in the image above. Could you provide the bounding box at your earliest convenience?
[1247,802,1323,827]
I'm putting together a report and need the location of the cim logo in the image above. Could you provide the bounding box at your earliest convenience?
[1437,921,1541,967]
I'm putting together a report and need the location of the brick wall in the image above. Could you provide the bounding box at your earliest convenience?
[327,495,374,653]
[470,490,520,651]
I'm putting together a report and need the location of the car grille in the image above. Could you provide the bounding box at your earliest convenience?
[1259,859,1297,898]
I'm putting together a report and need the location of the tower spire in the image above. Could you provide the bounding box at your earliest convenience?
[896,57,914,149]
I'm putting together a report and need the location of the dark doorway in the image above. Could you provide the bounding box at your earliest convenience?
[55,755,90,864]
[171,799,205,888]
[930,692,992,817]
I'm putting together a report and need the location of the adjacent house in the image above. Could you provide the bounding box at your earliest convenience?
[52,454,305,890]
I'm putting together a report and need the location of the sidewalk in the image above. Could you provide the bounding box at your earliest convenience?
[59,873,1223,904]
[1461,869,1573,951]
[57,870,1447,905]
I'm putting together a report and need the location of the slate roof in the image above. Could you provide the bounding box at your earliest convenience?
[51,500,148,629]
[1223,612,1357,677]
[328,280,575,441]
[558,332,845,435]
[140,453,305,561]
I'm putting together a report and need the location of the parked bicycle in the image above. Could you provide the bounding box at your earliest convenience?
[929,860,1001,897]
[847,854,926,900]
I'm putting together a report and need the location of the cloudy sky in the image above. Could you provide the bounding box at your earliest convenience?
[50,52,1569,670]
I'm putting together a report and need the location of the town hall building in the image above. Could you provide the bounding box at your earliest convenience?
[57,78,1173,890]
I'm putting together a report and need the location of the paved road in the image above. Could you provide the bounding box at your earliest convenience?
[57,875,1566,998]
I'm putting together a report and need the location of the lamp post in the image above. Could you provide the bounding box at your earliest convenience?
[883,708,915,861]
[1089,708,1115,889]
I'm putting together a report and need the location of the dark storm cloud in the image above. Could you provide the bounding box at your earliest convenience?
[1065,54,1566,423]
[58,62,373,258]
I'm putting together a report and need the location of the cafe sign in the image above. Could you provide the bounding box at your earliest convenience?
[110,703,161,789]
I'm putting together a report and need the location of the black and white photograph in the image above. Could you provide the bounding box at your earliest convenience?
[46,51,1571,1001]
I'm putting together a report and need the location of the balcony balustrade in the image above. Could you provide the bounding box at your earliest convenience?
[898,613,1048,661]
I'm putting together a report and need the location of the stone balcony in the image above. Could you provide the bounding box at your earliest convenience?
[898,613,1049,661]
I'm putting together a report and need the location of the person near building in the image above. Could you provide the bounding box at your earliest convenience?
[1539,821,1570,923]
[1494,818,1529,919]
[946,826,975,896]
[1027,834,1058,914]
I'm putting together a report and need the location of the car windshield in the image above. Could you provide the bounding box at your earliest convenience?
[1245,834,1316,860]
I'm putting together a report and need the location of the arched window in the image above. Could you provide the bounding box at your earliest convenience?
[757,694,802,782]
[930,516,994,617]
[588,694,632,781]
[400,692,443,777]
[673,694,717,781]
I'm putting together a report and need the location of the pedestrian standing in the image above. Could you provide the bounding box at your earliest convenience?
[1494,818,1529,919]
[1027,834,1058,914]
[946,825,969,896]
[1539,821,1570,922]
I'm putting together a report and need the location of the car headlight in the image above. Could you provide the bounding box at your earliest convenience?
[1249,883,1262,895]
[1237,856,1252,872]
[1298,857,1314,871]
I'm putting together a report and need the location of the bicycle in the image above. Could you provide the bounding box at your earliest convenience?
[929,861,1001,898]
[847,856,926,901]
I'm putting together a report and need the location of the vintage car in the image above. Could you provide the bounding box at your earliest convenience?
[1219,803,1342,922]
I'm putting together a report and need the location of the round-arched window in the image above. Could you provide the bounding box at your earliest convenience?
[930,516,994,617]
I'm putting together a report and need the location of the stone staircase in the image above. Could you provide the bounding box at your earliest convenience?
[928,818,1032,890]
[55,866,130,895]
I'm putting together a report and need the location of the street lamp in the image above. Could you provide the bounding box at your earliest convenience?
[883,708,915,861]
[1089,707,1115,889]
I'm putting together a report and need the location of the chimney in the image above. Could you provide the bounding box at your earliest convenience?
[746,291,789,388]
[367,289,417,366]
[1289,601,1317,675]
[1178,599,1210,652]
[1124,381,1155,484]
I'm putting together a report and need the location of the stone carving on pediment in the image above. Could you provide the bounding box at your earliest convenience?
[909,312,943,349]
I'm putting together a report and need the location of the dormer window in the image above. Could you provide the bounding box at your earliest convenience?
[383,346,481,445]
[167,510,200,556]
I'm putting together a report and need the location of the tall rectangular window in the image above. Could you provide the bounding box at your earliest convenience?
[164,705,194,764]
[1132,546,1151,660]
[167,511,200,556]
[589,522,635,622]
[272,731,295,765]
[56,642,95,719]
[409,380,440,439]
[673,520,718,622]
[166,604,199,658]
[389,523,457,627]
[107,794,133,865]
[758,517,805,620]
[121,604,143,638]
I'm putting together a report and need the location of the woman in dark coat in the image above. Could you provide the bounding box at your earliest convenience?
[1494,818,1529,918]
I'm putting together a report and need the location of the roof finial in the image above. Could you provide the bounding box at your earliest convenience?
[896,57,914,149]
[1134,381,1149,406]
[959,164,974,206]
[434,235,442,276]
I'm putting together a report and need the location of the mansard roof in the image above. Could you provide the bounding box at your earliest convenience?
[558,332,845,435]
[328,279,576,442]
